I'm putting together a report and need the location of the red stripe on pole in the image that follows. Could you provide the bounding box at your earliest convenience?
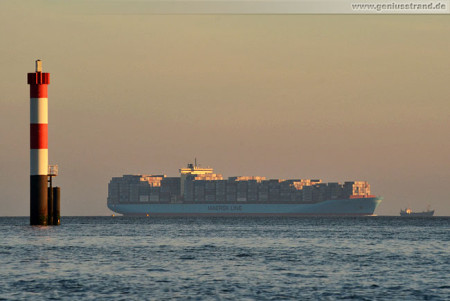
[30,124,48,149]
[30,85,48,98]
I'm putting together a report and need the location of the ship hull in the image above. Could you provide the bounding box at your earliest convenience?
[400,210,434,217]
[108,197,382,216]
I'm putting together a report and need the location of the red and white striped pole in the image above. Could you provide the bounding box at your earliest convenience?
[28,60,50,225]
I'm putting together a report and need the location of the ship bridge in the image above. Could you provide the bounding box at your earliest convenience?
[180,162,222,198]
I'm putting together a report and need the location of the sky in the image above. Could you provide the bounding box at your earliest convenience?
[0,1,449,216]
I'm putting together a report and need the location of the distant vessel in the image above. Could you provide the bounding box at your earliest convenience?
[400,208,434,217]
[107,163,382,216]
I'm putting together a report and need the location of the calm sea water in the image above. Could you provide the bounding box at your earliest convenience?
[0,216,449,300]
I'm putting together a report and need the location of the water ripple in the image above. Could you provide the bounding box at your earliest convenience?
[0,216,448,300]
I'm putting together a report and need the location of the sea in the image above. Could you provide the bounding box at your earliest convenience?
[0,216,449,301]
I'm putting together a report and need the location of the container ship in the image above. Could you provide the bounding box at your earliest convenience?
[107,163,382,216]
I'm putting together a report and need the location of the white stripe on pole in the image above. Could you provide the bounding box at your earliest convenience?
[30,98,48,124]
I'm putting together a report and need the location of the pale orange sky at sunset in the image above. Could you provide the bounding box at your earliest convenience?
[0,1,449,215]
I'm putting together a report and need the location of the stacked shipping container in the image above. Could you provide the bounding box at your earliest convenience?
[107,168,372,204]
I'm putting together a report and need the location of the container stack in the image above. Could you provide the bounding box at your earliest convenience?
[258,181,269,202]
[149,186,160,202]
[313,183,328,202]
[343,181,371,198]
[226,180,237,202]
[237,181,248,202]
[268,180,282,202]
[205,181,216,202]
[194,180,206,202]
[302,186,313,202]
[247,180,258,202]
[280,181,294,202]
[215,180,227,202]
[106,166,374,206]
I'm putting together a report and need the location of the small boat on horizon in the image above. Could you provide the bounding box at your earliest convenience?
[400,207,434,217]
